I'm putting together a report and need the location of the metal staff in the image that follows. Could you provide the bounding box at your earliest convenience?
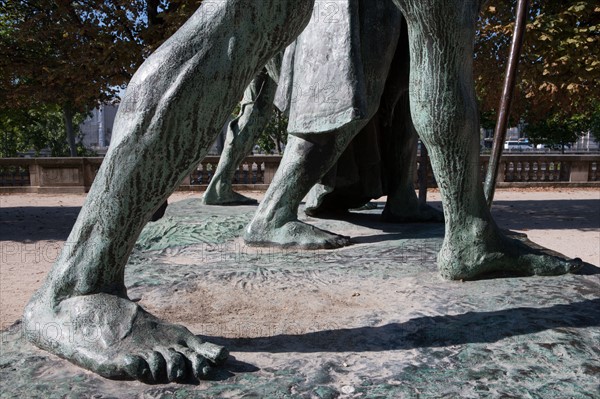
[484,0,530,208]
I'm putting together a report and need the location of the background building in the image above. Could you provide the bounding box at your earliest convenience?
[79,104,119,153]
[79,103,226,156]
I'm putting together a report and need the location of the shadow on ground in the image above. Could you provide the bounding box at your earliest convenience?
[1,197,598,243]
[491,199,600,231]
[311,198,600,231]
[0,206,81,242]
[205,298,600,353]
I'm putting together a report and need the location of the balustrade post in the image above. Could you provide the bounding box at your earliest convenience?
[29,163,41,188]
[569,160,589,182]
[497,161,505,183]
[180,172,191,186]
[263,160,278,185]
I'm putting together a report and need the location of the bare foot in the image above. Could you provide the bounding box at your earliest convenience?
[23,293,227,383]
[244,219,351,249]
[438,226,583,280]
[202,189,258,206]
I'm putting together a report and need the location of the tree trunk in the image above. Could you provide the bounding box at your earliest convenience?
[147,0,160,26]
[63,105,77,157]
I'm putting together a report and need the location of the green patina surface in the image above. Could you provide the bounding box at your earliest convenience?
[136,200,255,252]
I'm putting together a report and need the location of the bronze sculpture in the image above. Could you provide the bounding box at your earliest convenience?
[23,0,581,383]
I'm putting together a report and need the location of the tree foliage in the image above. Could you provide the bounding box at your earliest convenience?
[0,0,207,157]
[0,0,148,155]
[475,1,600,125]
[525,112,590,153]
[1,1,597,156]
[590,103,600,142]
[0,105,90,157]
[142,0,202,54]
[256,109,288,154]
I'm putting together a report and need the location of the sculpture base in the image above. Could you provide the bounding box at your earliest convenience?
[2,199,599,397]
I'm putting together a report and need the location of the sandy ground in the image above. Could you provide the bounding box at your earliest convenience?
[0,188,598,328]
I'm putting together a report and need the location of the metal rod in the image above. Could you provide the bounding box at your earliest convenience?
[484,0,530,208]
[418,141,429,206]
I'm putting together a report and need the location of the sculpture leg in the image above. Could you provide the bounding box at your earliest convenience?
[23,0,314,382]
[381,92,444,223]
[202,68,277,205]
[396,0,581,279]
[244,121,367,249]
[378,15,443,223]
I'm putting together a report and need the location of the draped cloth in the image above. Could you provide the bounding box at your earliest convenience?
[275,0,402,135]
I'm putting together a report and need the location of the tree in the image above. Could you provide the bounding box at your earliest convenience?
[475,1,600,126]
[142,0,203,53]
[589,102,600,142]
[0,105,90,157]
[0,0,145,156]
[0,0,211,157]
[525,112,589,153]
[256,110,288,154]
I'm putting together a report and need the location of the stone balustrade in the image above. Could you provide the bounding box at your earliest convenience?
[480,155,598,185]
[1,154,598,193]
[180,155,282,191]
[0,158,103,193]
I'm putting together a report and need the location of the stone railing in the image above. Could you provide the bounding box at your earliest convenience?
[179,155,282,190]
[0,158,103,193]
[417,155,599,188]
[483,154,598,186]
[1,154,598,193]
[0,156,282,193]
